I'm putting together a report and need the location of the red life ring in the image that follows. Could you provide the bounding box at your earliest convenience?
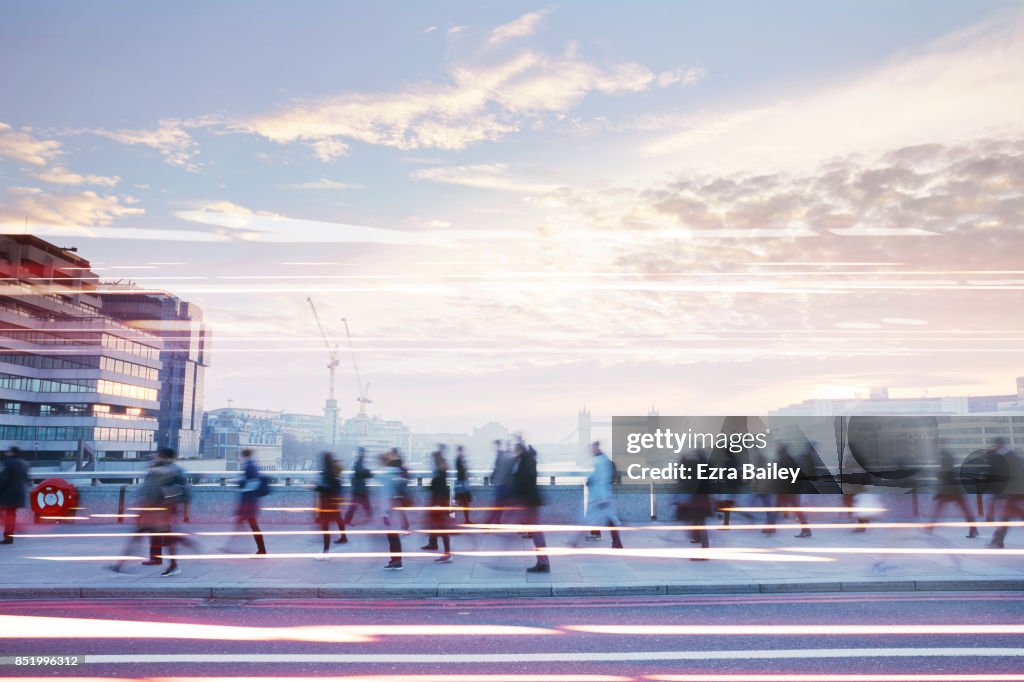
[30,479,80,519]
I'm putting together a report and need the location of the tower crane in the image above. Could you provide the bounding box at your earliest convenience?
[306,298,339,401]
[307,298,341,446]
[341,318,372,417]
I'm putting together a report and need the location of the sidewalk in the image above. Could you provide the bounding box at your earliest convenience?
[1,518,1022,599]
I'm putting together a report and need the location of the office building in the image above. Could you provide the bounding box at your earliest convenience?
[0,235,162,466]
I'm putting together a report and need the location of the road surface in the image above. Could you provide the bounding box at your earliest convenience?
[1,592,1023,680]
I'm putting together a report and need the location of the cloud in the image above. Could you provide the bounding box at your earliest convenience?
[0,187,143,226]
[655,66,707,88]
[175,201,525,244]
[89,118,213,171]
[488,9,551,46]
[447,26,466,37]
[277,178,364,190]
[640,10,1024,171]
[0,123,61,166]
[30,164,120,187]
[242,42,692,158]
[411,163,560,193]
[422,26,437,34]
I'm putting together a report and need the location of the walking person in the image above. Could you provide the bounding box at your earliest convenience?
[454,445,472,523]
[928,442,978,538]
[511,442,550,573]
[487,440,514,524]
[0,447,30,545]
[775,443,811,538]
[987,438,1023,549]
[110,452,175,573]
[222,449,268,555]
[379,448,408,570]
[421,447,453,563]
[573,441,623,548]
[981,438,1012,522]
[158,447,201,576]
[751,447,778,535]
[314,451,348,559]
[673,450,715,558]
[343,447,373,525]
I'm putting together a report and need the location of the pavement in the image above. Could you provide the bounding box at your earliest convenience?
[2,592,1024,679]
[2,514,1023,599]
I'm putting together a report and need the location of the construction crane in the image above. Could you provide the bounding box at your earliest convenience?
[306,297,339,402]
[341,318,372,417]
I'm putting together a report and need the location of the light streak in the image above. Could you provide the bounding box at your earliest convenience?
[567,624,1024,636]
[0,615,559,643]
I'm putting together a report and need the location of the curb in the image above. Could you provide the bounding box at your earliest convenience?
[2,578,1023,600]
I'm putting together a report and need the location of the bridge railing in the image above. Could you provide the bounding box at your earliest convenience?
[27,469,592,488]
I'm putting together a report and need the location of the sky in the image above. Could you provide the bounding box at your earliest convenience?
[1,1,1023,441]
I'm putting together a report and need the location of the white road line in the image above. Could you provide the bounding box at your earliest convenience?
[83,648,1024,664]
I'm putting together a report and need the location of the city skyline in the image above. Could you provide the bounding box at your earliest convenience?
[2,2,1023,440]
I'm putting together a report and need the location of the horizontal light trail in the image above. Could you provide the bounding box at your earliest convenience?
[42,646,1024,664]
[566,624,1024,636]
[459,548,832,562]
[722,507,886,513]
[651,671,1024,675]
[0,677,631,682]
[15,532,184,538]
[0,615,558,643]
[781,547,1024,555]
[396,506,523,512]
[29,552,445,562]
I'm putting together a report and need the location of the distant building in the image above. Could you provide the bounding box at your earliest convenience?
[99,290,210,458]
[337,414,411,462]
[200,407,283,470]
[770,380,1023,417]
[1,235,163,466]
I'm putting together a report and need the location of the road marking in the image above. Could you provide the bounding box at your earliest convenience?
[77,647,1024,664]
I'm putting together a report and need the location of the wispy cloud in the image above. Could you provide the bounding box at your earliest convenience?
[242,35,694,159]
[0,186,143,225]
[88,117,216,172]
[277,178,365,190]
[488,9,551,46]
[411,163,560,193]
[30,164,120,187]
[0,123,61,166]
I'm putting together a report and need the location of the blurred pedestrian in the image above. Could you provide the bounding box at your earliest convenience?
[776,443,811,538]
[379,448,408,570]
[487,440,514,524]
[750,447,778,535]
[673,450,714,557]
[110,452,174,573]
[0,446,29,545]
[928,443,978,538]
[314,451,348,559]
[344,447,374,525]
[981,437,1012,522]
[573,441,623,549]
[222,449,268,555]
[454,445,472,523]
[511,442,550,573]
[987,438,1023,549]
[421,446,453,563]
[158,447,200,576]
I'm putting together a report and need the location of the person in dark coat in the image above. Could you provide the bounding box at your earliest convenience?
[421,447,453,562]
[454,445,472,523]
[673,450,714,557]
[315,451,348,558]
[927,442,978,538]
[987,439,1024,549]
[511,442,549,573]
[0,447,29,544]
[343,447,373,525]
[222,449,267,555]
[775,443,811,538]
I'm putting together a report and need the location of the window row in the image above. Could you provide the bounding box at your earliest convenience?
[99,356,158,381]
[101,334,159,361]
[97,380,157,402]
[0,425,155,443]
